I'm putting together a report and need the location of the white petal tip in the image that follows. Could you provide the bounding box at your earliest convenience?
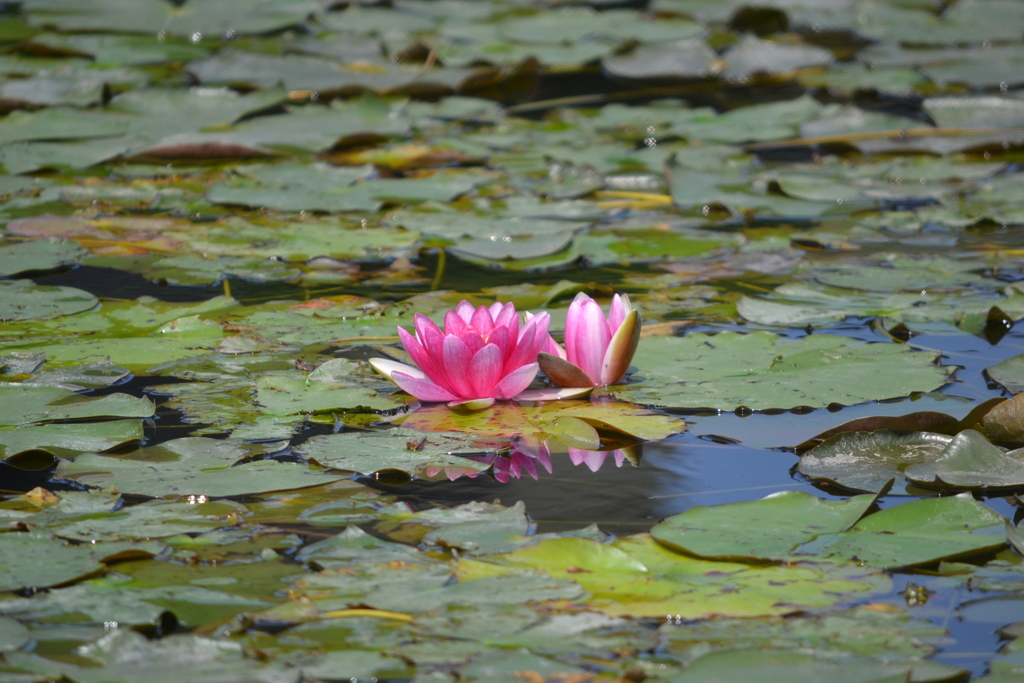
[447,398,496,412]
[515,387,594,402]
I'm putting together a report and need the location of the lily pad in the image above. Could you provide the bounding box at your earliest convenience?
[295,428,497,476]
[669,649,962,683]
[0,616,29,652]
[614,332,951,411]
[0,419,143,459]
[904,430,1024,490]
[0,532,163,592]
[471,534,889,619]
[254,358,400,415]
[0,384,154,427]
[818,493,1007,569]
[987,353,1024,393]
[651,490,1006,569]
[54,437,344,498]
[798,430,953,494]
[0,238,84,277]
[0,279,97,322]
[652,490,882,562]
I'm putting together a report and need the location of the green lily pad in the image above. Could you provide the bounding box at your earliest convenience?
[295,525,422,569]
[904,430,1024,490]
[0,280,97,322]
[818,493,1007,569]
[23,0,321,36]
[0,532,163,592]
[0,419,143,459]
[737,281,1024,331]
[0,616,29,652]
[0,577,267,627]
[0,238,84,276]
[21,337,225,372]
[651,489,1007,569]
[652,490,882,562]
[295,428,497,476]
[613,332,951,411]
[18,629,299,683]
[54,437,344,498]
[798,430,953,494]
[254,358,400,415]
[668,649,963,683]
[470,534,889,619]
[0,384,154,427]
[987,353,1024,393]
[659,606,946,662]
[10,492,245,541]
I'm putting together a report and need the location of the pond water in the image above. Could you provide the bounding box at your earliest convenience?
[3,0,1024,681]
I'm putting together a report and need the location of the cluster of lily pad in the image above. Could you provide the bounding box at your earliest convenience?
[1,0,1024,679]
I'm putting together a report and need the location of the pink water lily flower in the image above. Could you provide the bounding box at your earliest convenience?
[370,301,552,410]
[537,293,641,387]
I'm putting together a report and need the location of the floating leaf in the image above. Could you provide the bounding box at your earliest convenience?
[798,430,952,494]
[652,490,881,561]
[904,430,1024,490]
[0,238,84,276]
[470,534,889,619]
[55,437,343,498]
[295,428,498,476]
[818,493,1007,569]
[987,353,1024,393]
[614,332,951,411]
[667,649,962,683]
[0,384,154,427]
[0,419,142,459]
[0,532,162,592]
[652,490,1005,569]
[0,279,97,321]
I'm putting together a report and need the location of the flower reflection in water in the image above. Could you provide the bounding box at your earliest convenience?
[423,441,640,482]
[394,400,652,483]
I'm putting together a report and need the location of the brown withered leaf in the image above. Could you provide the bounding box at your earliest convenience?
[977,393,1024,446]
[796,397,1007,450]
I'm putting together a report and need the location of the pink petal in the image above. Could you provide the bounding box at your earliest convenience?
[568,448,608,472]
[488,301,506,320]
[415,318,456,390]
[564,294,591,361]
[471,305,494,335]
[392,371,460,402]
[458,328,485,355]
[469,343,503,398]
[444,310,468,337]
[492,362,539,399]
[442,335,475,398]
[494,303,518,339]
[413,313,442,345]
[398,326,451,391]
[515,452,540,480]
[503,318,538,374]
[568,299,611,384]
[456,300,475,324]
[536,444,553,473]
[488,325,511,362]
[540,334,565,359]
[608,294,629,333]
